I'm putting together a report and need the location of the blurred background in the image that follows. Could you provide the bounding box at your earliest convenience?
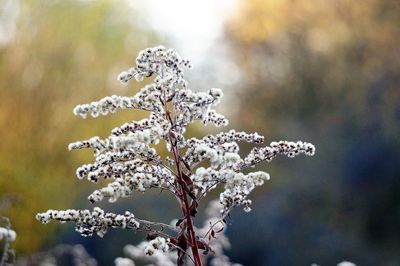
[0,0,399,265]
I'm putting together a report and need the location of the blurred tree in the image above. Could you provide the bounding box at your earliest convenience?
[227,0,399,135]
[224,0,400,265]
[0,0,160,253]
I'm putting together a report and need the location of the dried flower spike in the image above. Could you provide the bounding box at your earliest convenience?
[36,46,315,266]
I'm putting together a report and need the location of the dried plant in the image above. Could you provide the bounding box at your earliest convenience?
[36,46,315,266]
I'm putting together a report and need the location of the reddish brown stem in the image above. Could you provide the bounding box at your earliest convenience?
[162,83,202,265]
[171,141,202,266]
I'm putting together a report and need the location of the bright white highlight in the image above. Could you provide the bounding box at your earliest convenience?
[132,0,238,60]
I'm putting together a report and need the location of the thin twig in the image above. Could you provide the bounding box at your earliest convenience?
[201,210,231,240]
[169,242,196,265]
[136,218,178,232]
[196,180,223,201]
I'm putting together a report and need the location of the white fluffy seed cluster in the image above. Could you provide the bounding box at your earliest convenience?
[187,130,264,147]
[36,207,140,237]
[236,140,316,170]
[73,83,171,118]
[118,45,190,84]
[87,162,174,203]
[219,171,270,213]
[68,136,113,156]
[185,140,313,213]
[0,227,16,242]
[75,147,162,183]
[191,168,270,213]
[184,130,264,166]
[174,87,227,128]
[122,240,176,266]
[73,95,136,119]
[144,237,170,256]
[111,113,161,136]
[192,167,221,195]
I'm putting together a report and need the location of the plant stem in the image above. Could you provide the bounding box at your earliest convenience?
[171,143,202,266]
[161,64,202,265]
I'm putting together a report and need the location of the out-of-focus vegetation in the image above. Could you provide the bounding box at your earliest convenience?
[224,0,400,265]
[0,0,159,253]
